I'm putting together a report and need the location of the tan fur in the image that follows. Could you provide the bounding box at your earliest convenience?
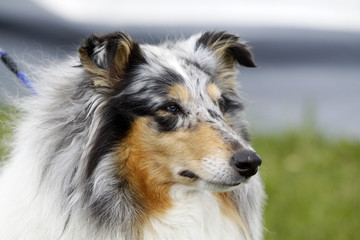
[78,48,110,87]
[207,33,239,68]
[149,122,232,182]
[203,33,242,93]
[116,116,235,216]
[109,36,133,80]
[116,118,173,218]
[215,192,250,237]
[79,35,134,88]
[206,83,221,103]
[168,84,191,103]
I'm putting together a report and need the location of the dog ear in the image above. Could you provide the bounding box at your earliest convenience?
[79,32,145,87]
[196,31,257,68]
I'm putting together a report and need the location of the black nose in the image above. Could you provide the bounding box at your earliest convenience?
[230,150,262,178]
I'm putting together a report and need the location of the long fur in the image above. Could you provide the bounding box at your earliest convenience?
[0,31,265,240]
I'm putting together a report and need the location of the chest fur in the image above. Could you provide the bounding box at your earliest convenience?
[142,189,249,240]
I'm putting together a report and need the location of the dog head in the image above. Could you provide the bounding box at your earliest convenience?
[80,31,261,192]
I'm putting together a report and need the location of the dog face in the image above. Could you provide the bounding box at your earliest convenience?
[80,32,261,193]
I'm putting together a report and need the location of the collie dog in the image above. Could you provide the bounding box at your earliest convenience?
[0,31,265,239]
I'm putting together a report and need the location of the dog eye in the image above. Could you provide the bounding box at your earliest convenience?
[163,103,181,114]
[167,105,179,112]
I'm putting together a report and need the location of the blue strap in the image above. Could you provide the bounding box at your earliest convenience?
[0,49,37,95]
[17,71,37,95]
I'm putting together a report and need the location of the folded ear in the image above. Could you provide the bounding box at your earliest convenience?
[196,31,257,68]
[79,32,145,87]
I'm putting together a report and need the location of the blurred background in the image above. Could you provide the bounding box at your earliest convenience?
[0,0,359,239]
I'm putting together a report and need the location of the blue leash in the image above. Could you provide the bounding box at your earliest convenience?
[0,49,37,95]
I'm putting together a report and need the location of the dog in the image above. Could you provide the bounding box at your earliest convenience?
[0,31,265,239]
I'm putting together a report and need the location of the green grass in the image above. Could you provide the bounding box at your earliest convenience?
[0,107,359,239]
[253,130,360,240]
[0,105,14,158]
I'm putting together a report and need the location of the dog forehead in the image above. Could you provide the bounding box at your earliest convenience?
[140,42,218,99]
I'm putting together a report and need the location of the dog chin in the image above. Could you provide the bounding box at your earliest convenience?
[196,178,244,192]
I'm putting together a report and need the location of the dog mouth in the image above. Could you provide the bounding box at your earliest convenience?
[179,170,199,180]
[178,170,242,189]
[204,179,242,188]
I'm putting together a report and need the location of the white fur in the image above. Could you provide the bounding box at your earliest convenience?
[143,184,257,240]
